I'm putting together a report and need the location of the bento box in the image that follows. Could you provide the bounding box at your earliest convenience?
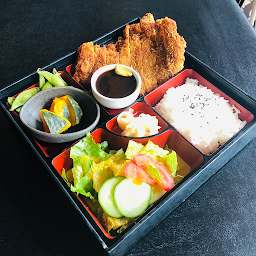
[1,17,256,256]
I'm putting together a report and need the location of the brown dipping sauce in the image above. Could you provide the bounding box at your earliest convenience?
[96,69,137,98]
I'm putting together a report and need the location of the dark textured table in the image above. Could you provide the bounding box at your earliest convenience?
[1,0,256,255]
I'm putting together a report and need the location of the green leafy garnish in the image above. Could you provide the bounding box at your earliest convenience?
[70,132,110,162]
[71,175,96,201]
[139,140,169,161]
[125,140,144,160]
[146,164,162,186]
[62,169,73,185]
[67,132,111,198]
[164,151,178,178]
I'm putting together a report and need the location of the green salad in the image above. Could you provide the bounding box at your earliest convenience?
[62,132,185,234]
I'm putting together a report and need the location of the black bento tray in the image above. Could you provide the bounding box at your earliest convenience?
[1,17,256,256]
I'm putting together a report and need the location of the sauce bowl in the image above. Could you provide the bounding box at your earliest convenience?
[91,64,141,109]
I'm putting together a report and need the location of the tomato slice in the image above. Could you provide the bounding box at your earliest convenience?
[125,161,157,185]
[125,161,137,179]
[136,164,157,185]
[133,154,174,191]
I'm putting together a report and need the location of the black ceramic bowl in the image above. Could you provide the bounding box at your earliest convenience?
[20,86,100,143]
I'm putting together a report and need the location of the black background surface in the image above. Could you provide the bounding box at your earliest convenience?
[1,0,256,255]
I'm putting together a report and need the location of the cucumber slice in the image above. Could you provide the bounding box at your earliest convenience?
[114,178,151,218]
[98,176,124,218]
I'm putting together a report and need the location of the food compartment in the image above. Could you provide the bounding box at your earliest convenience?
[33,104,109,157]
[52,127,204,240]
[106,101,168,137]
[4,69,111,157]
[145,69,254,155]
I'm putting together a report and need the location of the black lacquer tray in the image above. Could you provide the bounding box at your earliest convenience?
[1,18,256,256]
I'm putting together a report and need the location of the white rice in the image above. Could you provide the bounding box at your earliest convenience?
[154,78,246,154]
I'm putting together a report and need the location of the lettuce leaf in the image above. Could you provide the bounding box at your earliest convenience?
[62,169,73,185]
[139,140,169,161]
[72,165,84,187]
[164,151,178,178]
[72,155,93,176]
[125,140,169,162]
[146,164,162,185]
[71,174,96,201]
[91,158,114,192]
[125,140,144,160]
[109,149,129,177]
[66,132,111,199]
[67,163,95,200]
[111,148,126,161]
[70,132,110,163]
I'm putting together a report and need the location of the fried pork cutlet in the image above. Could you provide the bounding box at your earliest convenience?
[154,19,171,85]
[129,33,143,76]
[106,44,119,65]
[93,44,106,73]
[154,16,187,84]
[129,13,158,94]
[140,13,156,38]
[115,25,131,66]
[129,23,142,35]
[73,13,186,95]
[73,42,95,85]
[157,17,186,77]
[140,37,158,94]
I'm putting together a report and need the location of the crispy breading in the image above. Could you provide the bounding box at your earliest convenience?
[157,17,186,76]
[73,42,95,84]
[129,23,142,35]
[140,13,155,38]
[105,44,119,65]
[73,13,186,94]
[154,19,171,84]
[129,33,143,76]
[93,44,106,73]
[130,13,158,94]
[140,37,158,94]
[115,25,131,66]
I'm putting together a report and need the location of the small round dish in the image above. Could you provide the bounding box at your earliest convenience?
[91,64,141,109]
[20,86,100,143]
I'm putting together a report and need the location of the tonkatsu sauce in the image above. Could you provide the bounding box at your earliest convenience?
[96,69,136,98]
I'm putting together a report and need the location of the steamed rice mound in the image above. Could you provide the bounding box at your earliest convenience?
[154,78,246,154]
